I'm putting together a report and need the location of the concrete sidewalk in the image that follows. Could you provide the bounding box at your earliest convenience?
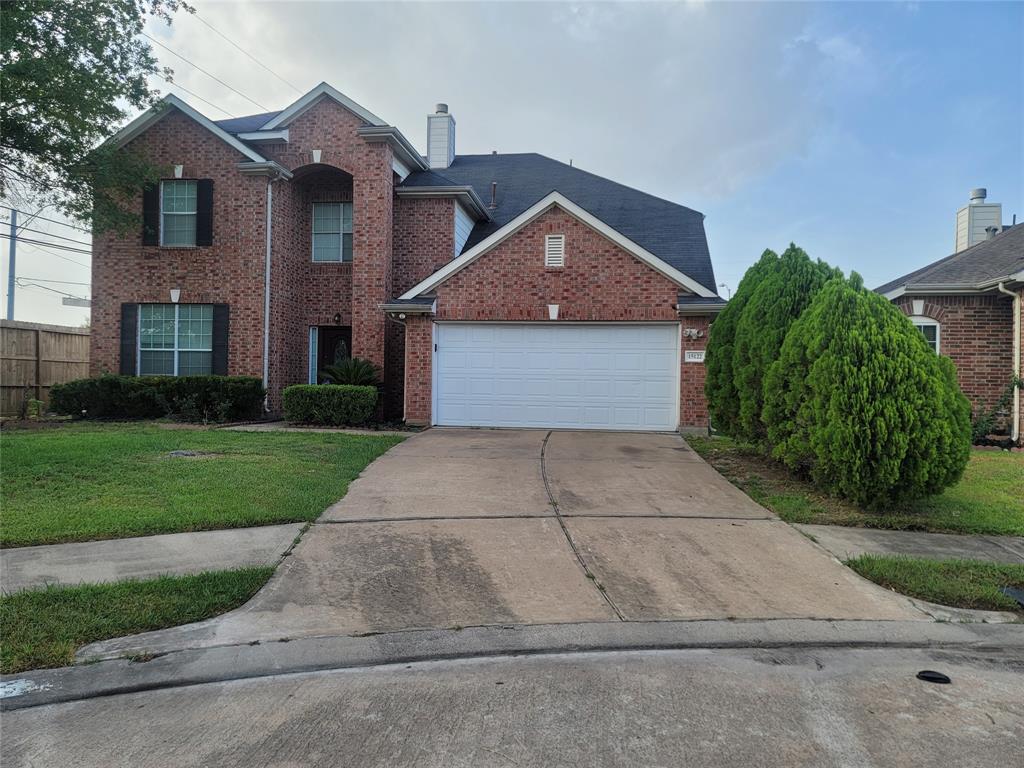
[0,524,304,593]
[795,524,1024,564]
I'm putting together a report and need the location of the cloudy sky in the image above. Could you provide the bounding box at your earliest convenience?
[5,0,1022,324]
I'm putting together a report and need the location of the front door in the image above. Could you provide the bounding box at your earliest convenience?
[308,326,352,383]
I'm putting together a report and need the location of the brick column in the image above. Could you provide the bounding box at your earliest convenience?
[679,315,712,431]
[403,314,433,425]
[351,143,393,377]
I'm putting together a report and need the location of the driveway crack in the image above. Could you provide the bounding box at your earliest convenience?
[540,430,626,621]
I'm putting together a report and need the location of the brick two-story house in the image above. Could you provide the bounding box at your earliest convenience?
[877,189,1022,444]
[93,83,725,431]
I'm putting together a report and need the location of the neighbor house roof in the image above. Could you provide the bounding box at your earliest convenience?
[214,112,282,134]
[876,224,1024,297]
[400,153,718,294]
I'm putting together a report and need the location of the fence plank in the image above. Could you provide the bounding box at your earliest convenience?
[0,320,90,416]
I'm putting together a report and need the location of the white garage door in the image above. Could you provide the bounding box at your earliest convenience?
[434,323,679,431]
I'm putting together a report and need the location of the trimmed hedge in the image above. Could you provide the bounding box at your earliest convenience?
[763,274,971,508]
[281,384,377,426]
[705,249,778,437]
[49,375,265,422]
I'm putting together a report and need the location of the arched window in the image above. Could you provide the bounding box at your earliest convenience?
[908,315,940,353]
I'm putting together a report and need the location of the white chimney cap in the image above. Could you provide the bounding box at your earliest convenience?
[435,103,448,114]
[970,188,987,204]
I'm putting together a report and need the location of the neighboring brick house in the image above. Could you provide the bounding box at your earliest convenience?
[876,189,1022,444]
[94,83,725,431]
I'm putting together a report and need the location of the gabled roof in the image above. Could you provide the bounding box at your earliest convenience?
[877,224,1024,297]
[400,153,717,294]
[107,94,267,162]
[260,82,386,130]
[398,191,717,300]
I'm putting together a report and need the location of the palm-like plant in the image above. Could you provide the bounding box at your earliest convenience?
[318,357,382,386]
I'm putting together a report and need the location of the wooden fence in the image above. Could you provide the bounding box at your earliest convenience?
[0,320,89,416]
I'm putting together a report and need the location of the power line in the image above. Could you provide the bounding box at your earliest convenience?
[0,233,91,256]
[0,221,91,247]
[18,242,91,269]
[0,205,90,233]
[141,32,270,111]
[15,277,91,286]
[154,72,237,118]
[192,9,302,94]
[15,279,89,301]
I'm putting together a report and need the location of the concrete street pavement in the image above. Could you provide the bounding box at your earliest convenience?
[5,642,1022,767]
[75,429,923,662]
[0,524,304,593]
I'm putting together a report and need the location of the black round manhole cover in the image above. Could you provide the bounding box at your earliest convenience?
[916,670,951,684]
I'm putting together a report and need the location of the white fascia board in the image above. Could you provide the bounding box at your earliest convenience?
[357,125,428,172]
[237,129,289,143]
[881,286,907,300]
[261,82,386,130]
[106,94,266,163]
[398,192,717,300]
[395,185,490,221]
[392,156,412,181]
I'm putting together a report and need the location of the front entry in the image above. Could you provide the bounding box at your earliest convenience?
[433,322,680,431]
[308,326,352,383]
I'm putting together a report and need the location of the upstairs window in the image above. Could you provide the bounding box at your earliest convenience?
[312,202,353,262]
[139,304,213,375]
[545,234,565,267]
[909,316,940,353]
[161,180,198,246]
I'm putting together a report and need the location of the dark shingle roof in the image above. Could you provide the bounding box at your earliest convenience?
[214,112,282,134]
[876,224,1024,294]
[400,153,717,294]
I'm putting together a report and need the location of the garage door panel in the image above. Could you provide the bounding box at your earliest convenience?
[435,324,678,431]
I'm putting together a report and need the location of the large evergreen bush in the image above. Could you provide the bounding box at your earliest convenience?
[763,274,971,508]
[731,244,840,443]
[704,249,778,436]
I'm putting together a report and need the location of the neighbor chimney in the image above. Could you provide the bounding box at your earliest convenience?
[427,103,455,169]
[955,187,1003,253]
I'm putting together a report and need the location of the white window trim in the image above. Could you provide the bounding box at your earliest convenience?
[545,234,565,267]
[311,201,353,263]
[159,180,198,248]
[137,304,213,376]
[909,315,940,353]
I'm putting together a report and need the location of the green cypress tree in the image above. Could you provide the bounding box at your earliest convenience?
[763,273,971,508]
[704,249,778,436]
[731,245,840,444]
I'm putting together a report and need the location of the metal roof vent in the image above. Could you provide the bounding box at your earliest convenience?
[969,188,987,204]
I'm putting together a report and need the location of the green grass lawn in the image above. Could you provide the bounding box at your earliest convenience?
[0,567,273,673]
[687,436,1024,536]
[846,555,1024,614]
[0,423,405,547]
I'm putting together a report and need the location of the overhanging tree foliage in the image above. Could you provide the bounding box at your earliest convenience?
[731,244,840,443]
[763,274,971,508]
[704,248,778,436]
[0,0,190,232]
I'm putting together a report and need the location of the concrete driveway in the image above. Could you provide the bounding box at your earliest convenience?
[79,429,923,660]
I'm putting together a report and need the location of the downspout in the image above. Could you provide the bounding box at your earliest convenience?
[263,177,275,412]
[997,282,1021,443]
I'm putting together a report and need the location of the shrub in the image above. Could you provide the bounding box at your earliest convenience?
[49,375,265,422]
[282,384,377,426]
[731,244,840,444]
[763,274,971,508]
[705,249,778,436]
[317,357,381,386]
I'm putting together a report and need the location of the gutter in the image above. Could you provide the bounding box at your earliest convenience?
[996,282,1021,443]
[395,185,491,221]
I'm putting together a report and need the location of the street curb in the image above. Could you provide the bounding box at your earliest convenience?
[4,618,1023,711]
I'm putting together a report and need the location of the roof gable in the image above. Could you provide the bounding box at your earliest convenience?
[400,153,717,293]
[107,94,266,163]
[260,82,386,130]
[398,192,717,300]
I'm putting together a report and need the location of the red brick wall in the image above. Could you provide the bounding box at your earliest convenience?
[403,315,433,425]
[680,316,712,430]
[894,294,1014,418]
[90,110,267,380]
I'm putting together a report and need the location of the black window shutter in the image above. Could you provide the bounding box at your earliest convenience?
[196,179,214,246]
[142,184,159,245]
[120,304,138,375]
[212,304,229,375]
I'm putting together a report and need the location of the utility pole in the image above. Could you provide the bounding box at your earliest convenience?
[6,208,16,320]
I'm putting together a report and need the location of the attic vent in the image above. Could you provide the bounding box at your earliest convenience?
[545,234,565,267]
